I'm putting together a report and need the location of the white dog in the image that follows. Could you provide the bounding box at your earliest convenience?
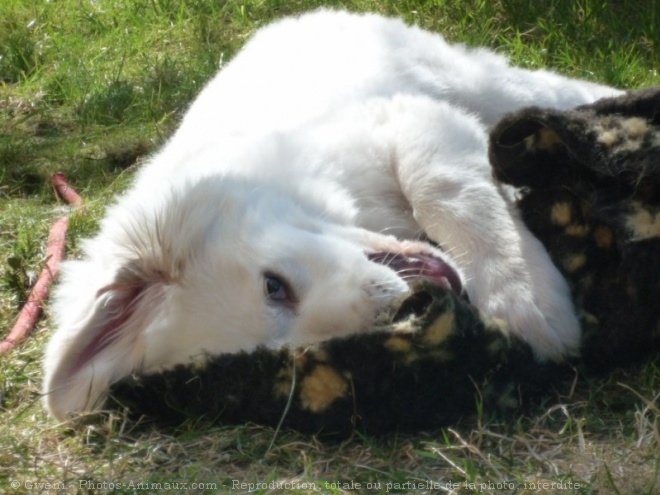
[43,10,622,420]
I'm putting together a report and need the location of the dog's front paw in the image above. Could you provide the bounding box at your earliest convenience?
[469,259,580,361]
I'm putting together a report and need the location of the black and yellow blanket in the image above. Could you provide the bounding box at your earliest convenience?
[109,88,660,436]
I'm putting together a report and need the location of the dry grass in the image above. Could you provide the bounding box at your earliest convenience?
[3,351,658,494]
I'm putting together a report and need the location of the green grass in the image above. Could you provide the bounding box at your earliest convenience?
[1,0,659,494]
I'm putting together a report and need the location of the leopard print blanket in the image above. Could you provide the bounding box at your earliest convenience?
[109,88,660,436]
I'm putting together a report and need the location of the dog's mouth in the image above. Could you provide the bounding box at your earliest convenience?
[367,251,463,295]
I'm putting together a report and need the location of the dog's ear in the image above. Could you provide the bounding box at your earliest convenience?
[43,255,174,421]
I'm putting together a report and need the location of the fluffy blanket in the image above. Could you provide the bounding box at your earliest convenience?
[109,88,660,436]
[491,87,660,370]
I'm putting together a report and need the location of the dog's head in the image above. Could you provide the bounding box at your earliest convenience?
[43,174,462,420]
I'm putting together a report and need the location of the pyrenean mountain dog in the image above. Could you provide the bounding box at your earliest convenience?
[43,9,622,420]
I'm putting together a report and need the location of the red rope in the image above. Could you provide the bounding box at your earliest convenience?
[1,174,81,354]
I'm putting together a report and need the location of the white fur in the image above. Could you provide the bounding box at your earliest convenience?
[43,10,623,420]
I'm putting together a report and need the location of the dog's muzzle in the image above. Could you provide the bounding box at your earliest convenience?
[367,251,463,295]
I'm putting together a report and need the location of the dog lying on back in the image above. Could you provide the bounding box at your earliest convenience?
[43,10,622,420]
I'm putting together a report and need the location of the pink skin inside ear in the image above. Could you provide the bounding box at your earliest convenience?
[70,283,146,375]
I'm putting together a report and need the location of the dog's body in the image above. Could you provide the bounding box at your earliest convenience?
[43,10,622,420]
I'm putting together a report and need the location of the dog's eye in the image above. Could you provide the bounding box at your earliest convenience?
[263,273,294,304]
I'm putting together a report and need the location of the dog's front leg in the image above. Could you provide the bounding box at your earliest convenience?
[391,99,580,361]
[412,179,580,360]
